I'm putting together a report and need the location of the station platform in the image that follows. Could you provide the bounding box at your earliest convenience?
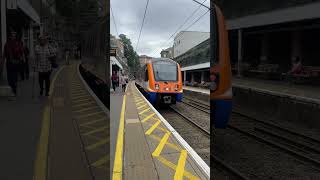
[0,60,109,179]
[183,77,320,104]
[233,77,320,104]
[112,82,210,180]
[44,62,109,180]
[183,86,209,95]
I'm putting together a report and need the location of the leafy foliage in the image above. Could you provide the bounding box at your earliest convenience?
[119,34,140,74]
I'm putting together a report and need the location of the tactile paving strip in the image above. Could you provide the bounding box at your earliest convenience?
[68,64,109,179]
[129,83,208,180]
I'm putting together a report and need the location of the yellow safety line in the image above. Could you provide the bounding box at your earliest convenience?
[134,98,144,103]
[79,118,106,126]
[86,138,108,150]
[72,98,92,103]
[72,101,95,107]
[34,66,64,180]
[137,103,148,109]
[136,101,145,105]
[76,111,104,118]
[152,132,170,157]
[145,120,161,135]
[174,150,188,180]
[73,106,99,113]
[71,91,87,96]
[141,113,155,123]
[112,95,126,180]
[87,134,106,141]
[80,124,96,130]
[157,156,200,180]
[144,121,170,134]
[91,156,109,168]
[71,87,84,90]
[72,94,90,100]
[138,108,150,115]
[149,134,181,151]
[83,126,108,136]
[33,106,50,180]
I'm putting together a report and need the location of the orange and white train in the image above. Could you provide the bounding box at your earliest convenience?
[136,58,183,105]
[211,3,233,128]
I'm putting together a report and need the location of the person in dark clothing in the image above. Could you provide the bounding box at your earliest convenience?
[111,71,119,92]
[77,43,81,59]
[24,46,30,80]
[34,34,54,96]
[3,30,24,100]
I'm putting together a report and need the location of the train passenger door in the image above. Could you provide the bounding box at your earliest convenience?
[144,65,149,88]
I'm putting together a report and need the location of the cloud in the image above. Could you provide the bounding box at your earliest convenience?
[111,0,210,57]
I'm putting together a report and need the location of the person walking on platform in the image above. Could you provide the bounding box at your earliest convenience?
[3,30,25,100]
[34,34,53,97]
[16,35,26,81]
[119,71,126,92]
[111,71,119,92]
[65,48,70,65]
[23,46,30,80]
[77,43,81,59]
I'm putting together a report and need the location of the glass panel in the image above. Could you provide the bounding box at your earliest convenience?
[153,61,177,82]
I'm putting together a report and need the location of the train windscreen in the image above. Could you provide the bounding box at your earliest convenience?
[152,61,178,82]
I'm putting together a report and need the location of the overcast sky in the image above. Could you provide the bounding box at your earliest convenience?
[110,0,210,57]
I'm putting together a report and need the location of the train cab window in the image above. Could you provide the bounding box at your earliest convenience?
[153,61,177,82]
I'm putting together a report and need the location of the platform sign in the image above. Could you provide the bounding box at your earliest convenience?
[7,0,17,9]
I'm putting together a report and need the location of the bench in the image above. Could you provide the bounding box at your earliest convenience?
[248,64,281,80]
[283,66,320,84]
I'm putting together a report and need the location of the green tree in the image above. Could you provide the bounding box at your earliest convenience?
[119,34,139,73]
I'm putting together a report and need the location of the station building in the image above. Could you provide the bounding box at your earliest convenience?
[171,31,210,87]
[139,54,152,65]
[217,0,320,79]
[160,47,174,59]
[0,0,40,95]
[110,34,124,76]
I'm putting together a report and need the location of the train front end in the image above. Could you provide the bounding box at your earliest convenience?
[211,4,233,129]
[147,59,183,105]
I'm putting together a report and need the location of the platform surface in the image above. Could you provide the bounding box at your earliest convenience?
[233,77,320,103]
[184,77,320,103]
[114,82,209,180]
[183,86,209,95]
[47,63,109,180]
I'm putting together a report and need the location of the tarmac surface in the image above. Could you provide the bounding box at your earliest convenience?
[0,69,58,179]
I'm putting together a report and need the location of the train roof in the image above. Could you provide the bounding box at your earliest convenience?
[150,58,177,64]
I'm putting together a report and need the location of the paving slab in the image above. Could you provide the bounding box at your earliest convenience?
[122,82,209,180]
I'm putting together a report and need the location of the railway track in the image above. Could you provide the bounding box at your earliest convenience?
[182,97,210,114]
[184,96,320,177]
[231,112,320,169]
[180,98,250,179]
[158,106,210,166]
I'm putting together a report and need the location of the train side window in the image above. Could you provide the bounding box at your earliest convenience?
[145,68,148,81]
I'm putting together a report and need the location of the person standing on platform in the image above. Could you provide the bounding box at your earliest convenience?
[111,71,119,92]
[23,46,30,80]
[34,34,53,97]
[3,30,25,100]
[77,43,81,59]
[119,71,127,92]
[65,48,70,65]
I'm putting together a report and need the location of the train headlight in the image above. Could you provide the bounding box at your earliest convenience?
[155,84,160,90]
[174,84,178,91]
